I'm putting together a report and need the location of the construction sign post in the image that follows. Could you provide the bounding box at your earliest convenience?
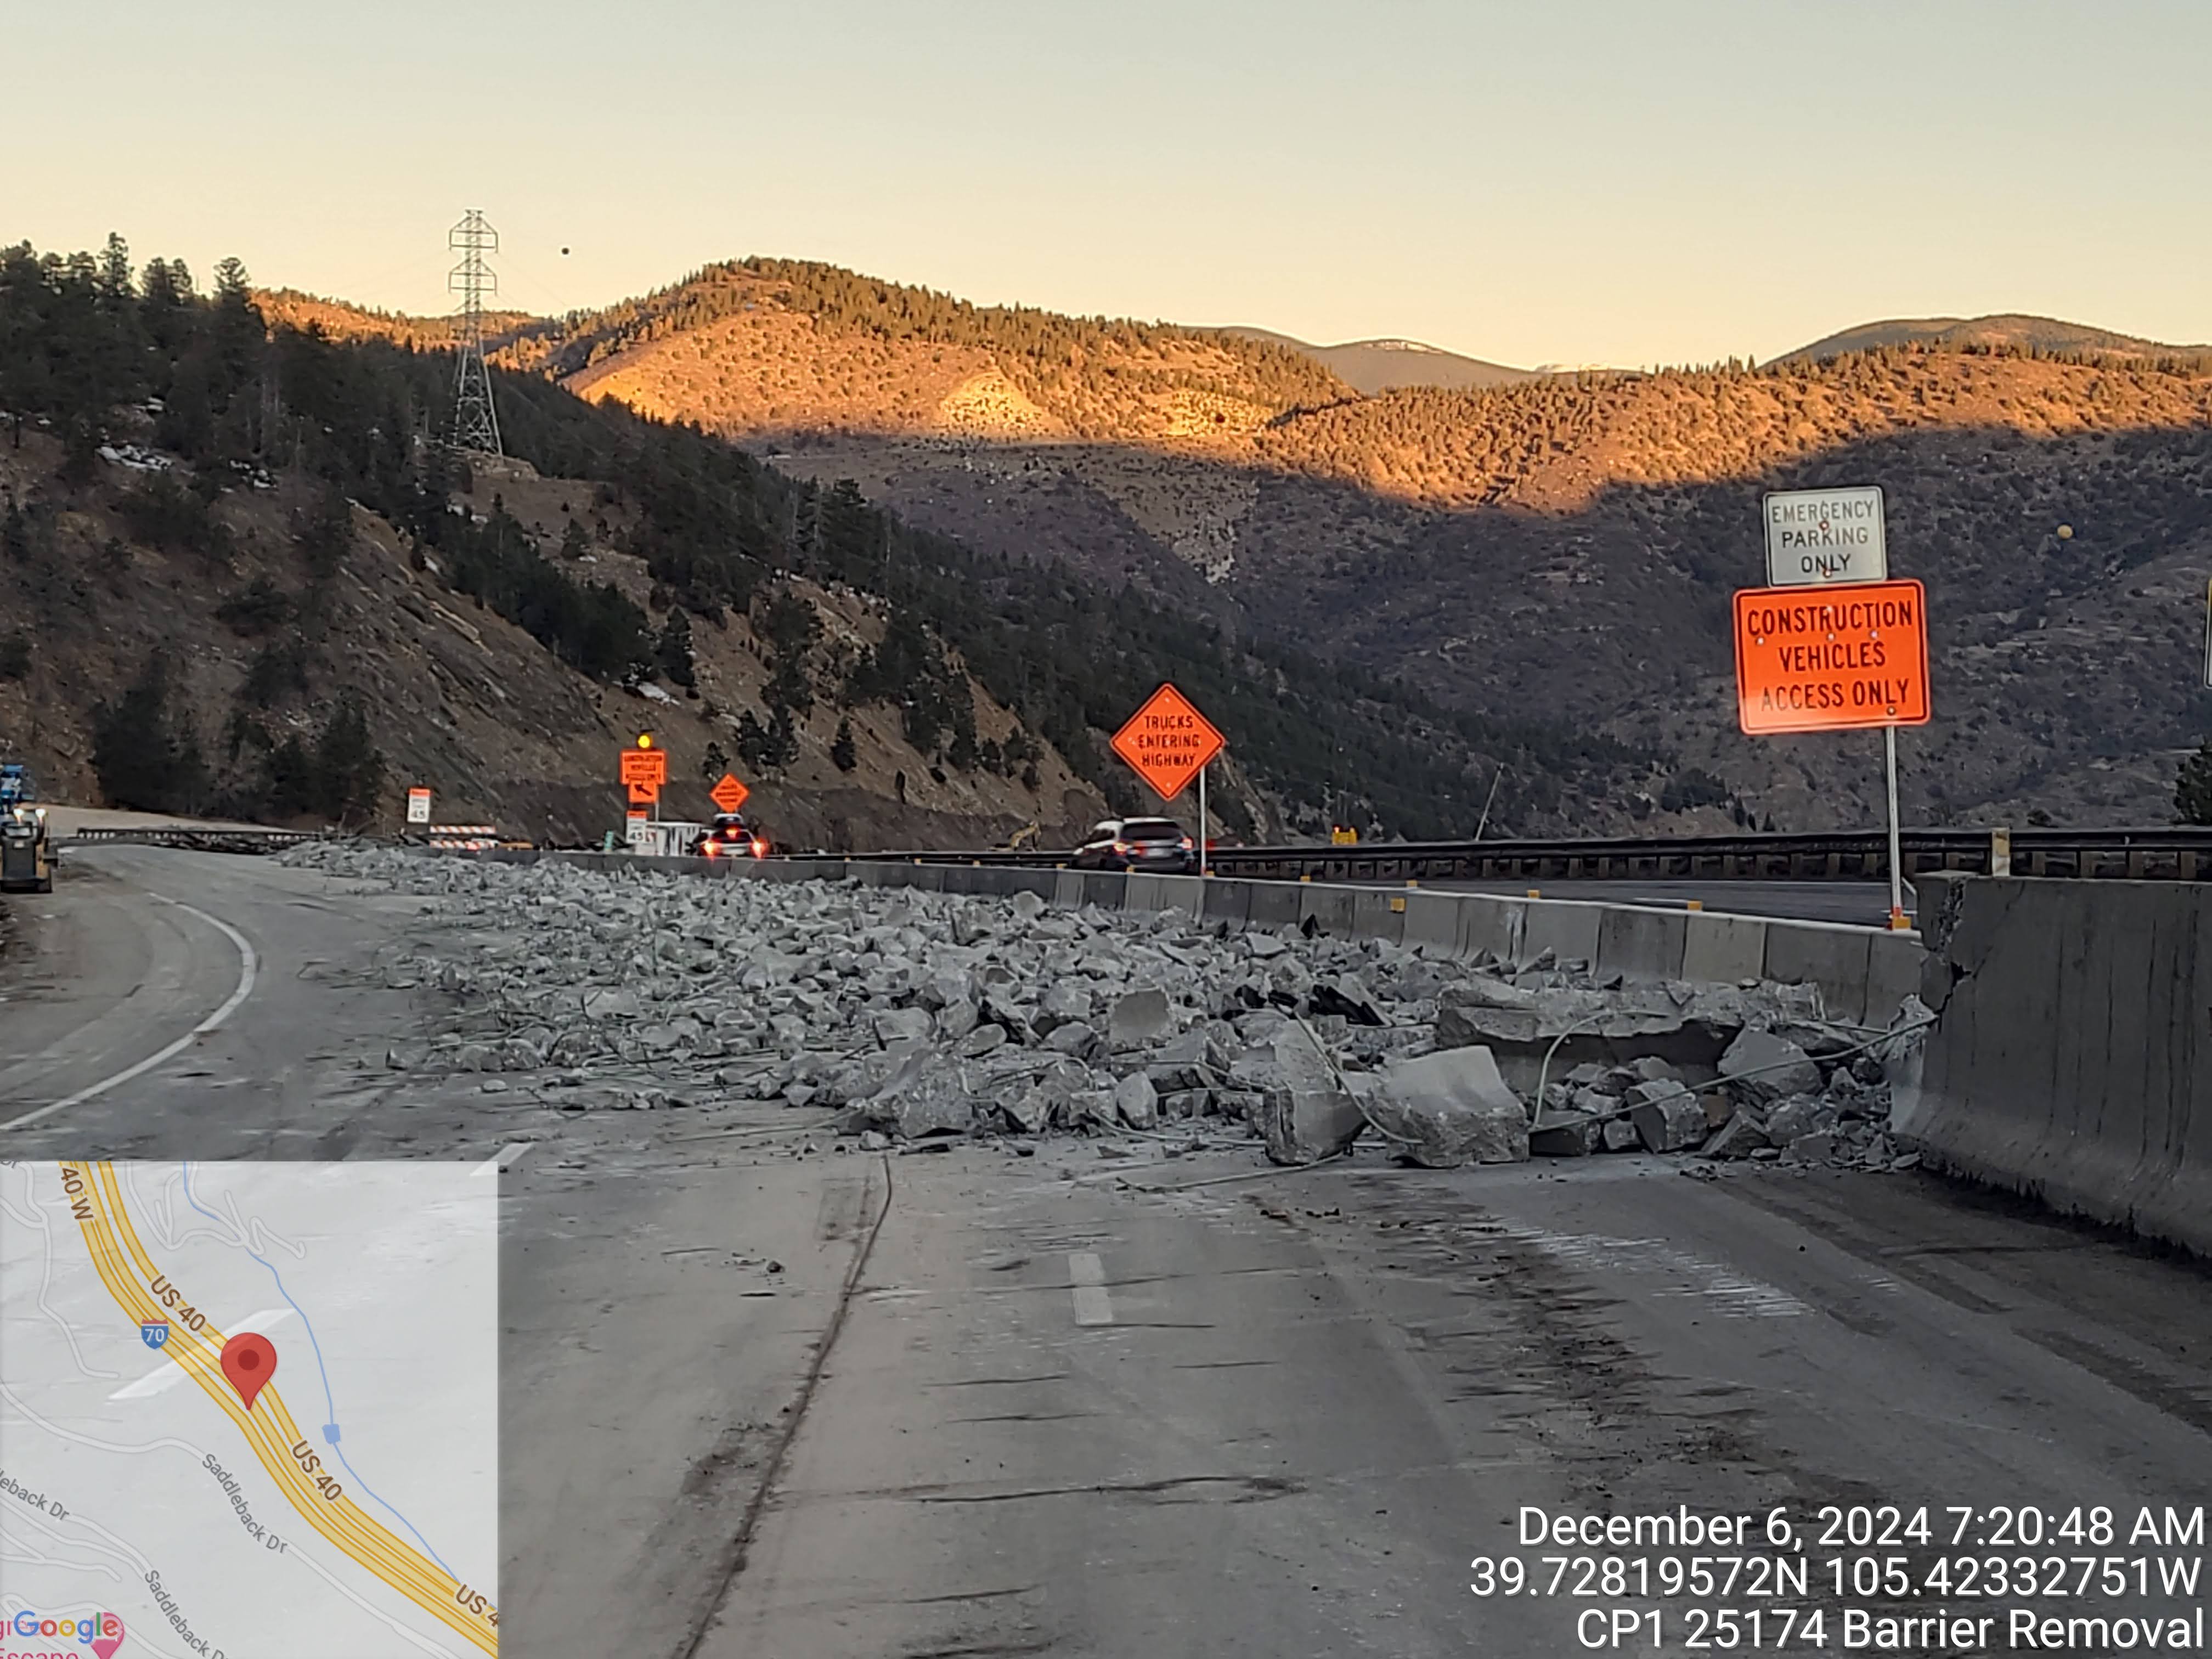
[709,772,750,815]
[1111,684,1225,876]
[1732,572,1930,929]
[620,736,668,821]
[2202,579,2212,690]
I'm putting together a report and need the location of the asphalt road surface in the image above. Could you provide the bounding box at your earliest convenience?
[3,849,2203,1658]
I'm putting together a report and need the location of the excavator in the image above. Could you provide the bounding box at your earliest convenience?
[1,763,53,893]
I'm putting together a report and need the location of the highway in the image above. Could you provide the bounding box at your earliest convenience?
[2,848,2205,1657]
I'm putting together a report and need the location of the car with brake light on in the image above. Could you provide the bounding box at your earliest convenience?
[690,813,770,859]
[1071,816,1195,873]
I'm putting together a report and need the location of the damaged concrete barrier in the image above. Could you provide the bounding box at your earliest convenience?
[1897,874,2212,1257]
[1358,1046,1530,1169]
[1260,1022,1366,1165]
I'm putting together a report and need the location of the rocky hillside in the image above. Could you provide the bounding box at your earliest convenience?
[237,257,2212,831]
[5,236,1668,844]
[0,425,1096,849]
[532,267,2212,829]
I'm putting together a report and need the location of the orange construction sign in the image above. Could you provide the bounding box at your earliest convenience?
[1733,579,1931,735]
[1110,682,1224,803]
[620,747,668,787]
[709,772,750,814]
[626,780,659,806]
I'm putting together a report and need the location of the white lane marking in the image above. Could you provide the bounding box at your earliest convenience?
[473,1142,534,1178]
[4,895,259,1132]
[1069,1251,1114,1327]
[109,1307,296,1398]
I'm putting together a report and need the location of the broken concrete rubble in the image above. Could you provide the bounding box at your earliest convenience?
[279,842,1908,1179]
[1360,1046,1530,1169]
[1259,1021,1365,1164]
[1627,1080,1706,1153]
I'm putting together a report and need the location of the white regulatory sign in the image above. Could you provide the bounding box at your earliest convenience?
[1763,486,1887,586]
[405,787,432,824]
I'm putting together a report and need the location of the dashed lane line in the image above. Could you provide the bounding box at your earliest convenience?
[1069,1251,1115,1327]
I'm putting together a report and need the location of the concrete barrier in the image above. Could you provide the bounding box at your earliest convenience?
[1595,905,1687,983]
[1400,890,1462,952]
[1762,923,1876,1024]
[1348,888,1407,945]
[1458,896,1524,962]
[1297,884,1357,936]
[1519,900,1601,969]
[1897,874,2211,1257]
[1681,909,1767,984]
[1126,871,1203,917]
[1201,879,1254,928]
[460,849,1917,1054]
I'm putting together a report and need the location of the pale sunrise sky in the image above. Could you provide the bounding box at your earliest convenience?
[11,0,2209,367]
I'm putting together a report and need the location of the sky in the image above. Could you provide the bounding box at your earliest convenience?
[12,0,2210,369]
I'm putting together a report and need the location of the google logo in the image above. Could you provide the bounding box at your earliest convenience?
[5,1608,122,1650]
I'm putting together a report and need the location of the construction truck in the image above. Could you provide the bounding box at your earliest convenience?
[1,765,53,893]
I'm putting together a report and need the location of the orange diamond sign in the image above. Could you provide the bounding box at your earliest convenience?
[1110,682,1224,803]
[709,772,750,814]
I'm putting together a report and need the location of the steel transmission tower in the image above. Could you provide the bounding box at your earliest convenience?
[447,210,503,455]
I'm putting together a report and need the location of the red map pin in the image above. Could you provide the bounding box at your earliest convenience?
[220,1333,278,1410]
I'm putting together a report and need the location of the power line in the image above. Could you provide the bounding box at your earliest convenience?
[447,210,502,455]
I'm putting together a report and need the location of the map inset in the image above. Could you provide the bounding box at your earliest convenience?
[1,1161,498,1657]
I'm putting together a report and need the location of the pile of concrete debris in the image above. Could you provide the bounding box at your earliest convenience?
[290,844,1925,1174]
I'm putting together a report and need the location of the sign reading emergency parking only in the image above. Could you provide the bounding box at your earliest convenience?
[1763,486,1887,586]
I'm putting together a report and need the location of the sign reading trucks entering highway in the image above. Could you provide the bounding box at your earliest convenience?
[1111,683,1223,803]
[1733,578,1930,734]
[1763,486,1887,586]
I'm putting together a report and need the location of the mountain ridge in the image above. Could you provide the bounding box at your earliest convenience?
[246,258,2212,831]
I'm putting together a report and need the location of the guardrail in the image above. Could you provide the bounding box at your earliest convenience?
[55,821,2212,883]
[782,826,2212,883]
[56,826,329,854]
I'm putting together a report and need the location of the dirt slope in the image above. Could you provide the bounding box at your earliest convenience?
[0,430,1100,848]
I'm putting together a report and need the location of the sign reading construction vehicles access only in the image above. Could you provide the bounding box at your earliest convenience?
[1733,579,1930,735]
[1110,683,1224,802]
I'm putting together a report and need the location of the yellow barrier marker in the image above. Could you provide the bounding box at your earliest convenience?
[1527,888,1542,899]
[1685,899,1703,912]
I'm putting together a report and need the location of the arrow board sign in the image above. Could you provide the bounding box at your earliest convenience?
[1764,486,1887,586]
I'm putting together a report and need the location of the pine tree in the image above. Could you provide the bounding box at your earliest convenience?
[91,652,207,813]
[655,608,696,688]
[830,715,857,772]
[2175,739,2212,825]
[98,233,134,302]
[312,695,384,823]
